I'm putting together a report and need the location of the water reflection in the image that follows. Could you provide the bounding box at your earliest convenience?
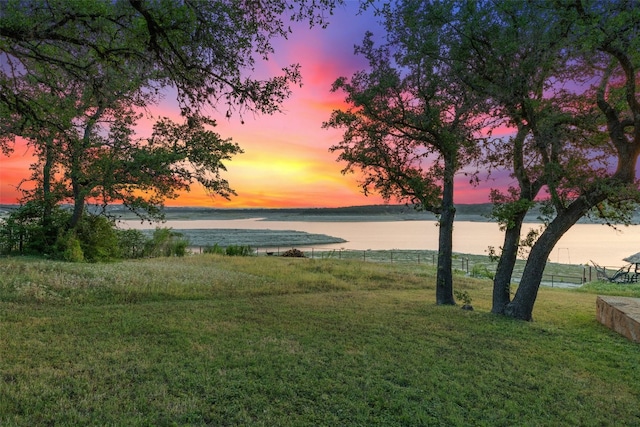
[120,218,640,267]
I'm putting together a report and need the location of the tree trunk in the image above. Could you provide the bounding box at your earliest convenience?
[436,154,456,305]
[67,143,86,231]
[41,137,57,247]
[504,197,598,320]
[436,203,455,304]
[68,181,85,230]
[491,124,541,314]
[491,211,526,314]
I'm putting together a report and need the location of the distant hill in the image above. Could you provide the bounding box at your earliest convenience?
[1,203,639,224]
[128,204,496,222]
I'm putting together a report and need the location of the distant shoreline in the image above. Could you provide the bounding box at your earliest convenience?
[1,203,637,225]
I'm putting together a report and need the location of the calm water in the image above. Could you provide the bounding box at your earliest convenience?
[123,218,640,267]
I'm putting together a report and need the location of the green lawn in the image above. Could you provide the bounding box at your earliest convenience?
[1,255,639,426]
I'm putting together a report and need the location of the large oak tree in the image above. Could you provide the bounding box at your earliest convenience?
[324,25,485,304]
[352,0,640,319]
[0,0,338,244]
[504,1,640,320]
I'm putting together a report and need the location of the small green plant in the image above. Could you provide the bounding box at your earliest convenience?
[471,263,495,280]
[454,289,473,310]
[203,244,225,255]
[75,214,121,262]
[144,228,190,257]
[225,244,253,256]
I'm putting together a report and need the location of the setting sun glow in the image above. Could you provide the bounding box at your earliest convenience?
[0,5,498,209]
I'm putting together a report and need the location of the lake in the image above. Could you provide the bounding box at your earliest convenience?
[122,218,640,268]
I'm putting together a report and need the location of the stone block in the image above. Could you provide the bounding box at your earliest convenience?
[596,296,640,343]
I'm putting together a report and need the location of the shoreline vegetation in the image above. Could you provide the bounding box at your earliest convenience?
[2,254,640,425]
[3,203,633,276]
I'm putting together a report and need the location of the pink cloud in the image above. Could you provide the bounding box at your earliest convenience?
[0,6,502,208]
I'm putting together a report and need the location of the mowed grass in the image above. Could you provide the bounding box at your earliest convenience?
[1,256,640,426]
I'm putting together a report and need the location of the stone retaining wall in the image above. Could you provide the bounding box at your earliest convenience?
[596,296,640,343]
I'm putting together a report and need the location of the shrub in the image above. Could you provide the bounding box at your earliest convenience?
[225,244,253,256]
[471,263,495,280]
[75,215,121,262]
[203,244,253,256]
[0,202,69,256]
[116,229,148,259]
[54,231,85,262]
[282,248,305,258]
[144,228,190,257]
[454,289,473,310]
[0,205,193,261]
[203,244,225,255]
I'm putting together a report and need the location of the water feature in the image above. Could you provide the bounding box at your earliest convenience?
[121,218,640,268]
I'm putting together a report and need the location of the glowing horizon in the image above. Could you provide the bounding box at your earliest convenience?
[0,5,502,209]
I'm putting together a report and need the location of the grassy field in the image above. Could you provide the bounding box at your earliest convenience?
[1,255,640,426]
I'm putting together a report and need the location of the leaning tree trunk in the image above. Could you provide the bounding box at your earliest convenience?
[491,211,526,314]
[504,197,598,320]
[436,154,456,305]
[67,106,103,231]
[492,124,542,314]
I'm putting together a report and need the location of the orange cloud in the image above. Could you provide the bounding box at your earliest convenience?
[0,139,37,204]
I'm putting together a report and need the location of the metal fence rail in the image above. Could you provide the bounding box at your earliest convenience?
[248,247,591,288]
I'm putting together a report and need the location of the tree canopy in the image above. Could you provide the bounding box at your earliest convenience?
[0,0,338,259]
[330,0,640,318]
[324,21,486,304]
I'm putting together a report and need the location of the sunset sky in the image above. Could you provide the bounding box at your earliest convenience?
[0,3,506,208]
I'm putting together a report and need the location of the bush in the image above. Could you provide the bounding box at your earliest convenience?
[225,245,253,256]
[282,248,305,258]
[0,204,194,261]
[54,231,85,262]
[116,229,148,259]
[75,215,121,262]
[454,289,474,310]
[202,244,253,256]
[144,228,190,257]
[471,263,495,280]
[0,202,69,256]
[203,244,225,255]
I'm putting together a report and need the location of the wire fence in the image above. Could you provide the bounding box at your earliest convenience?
[244,246,592,288]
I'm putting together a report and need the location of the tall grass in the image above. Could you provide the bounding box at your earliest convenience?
[1,255,639,426]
